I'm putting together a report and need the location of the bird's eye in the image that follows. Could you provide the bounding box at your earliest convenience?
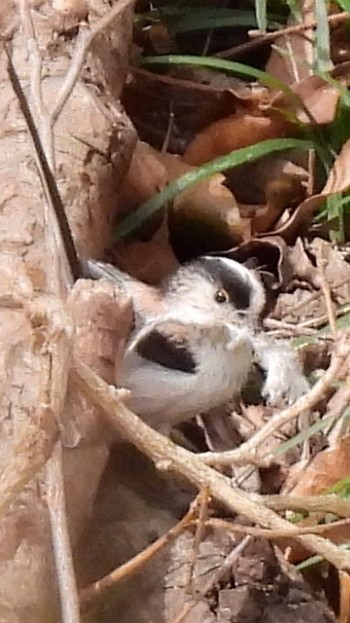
[215,289,229,304]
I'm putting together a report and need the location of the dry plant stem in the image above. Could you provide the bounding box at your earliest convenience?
[80,497,199,603]
[53,0,136,121]
[339,570,350,623]
[265,318,317,337]
[19,0,55,170]
[216,11,350,59]
[200,332,350,467]
[316,253,337,336]
[202,517,350,539]
[186,486,210,592]
[72,357,350,571]
[255,493,350,517]
[19,0,44,121]
[293,276,350,314]
[20,0,136,167]
[327,378,350,446]
[45,442,81,623]
[298,305,350,330]
[170,536,252,623]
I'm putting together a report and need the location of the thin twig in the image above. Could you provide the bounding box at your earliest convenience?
[80,495,199,604]
[326,378,350,446]
[293,276,350,314]
[71,356,350,571]
[216,11,350,59]
[45,442,81,623]
[201,517,350,539]
[254,493,350,517]
[19,0,45,119]
[186,486,210,593]
[51,0,136,123]
[316,253,337,337]
[200,332,350,467]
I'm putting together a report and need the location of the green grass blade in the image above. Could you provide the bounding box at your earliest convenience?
[136,8,283,33]
[140,54,321,128]
[285,0,302,20]
[255,0,268,32]
[115,138,313,239]
[315,0,331,71]
[335,0,350,11]
[142,53,290,91]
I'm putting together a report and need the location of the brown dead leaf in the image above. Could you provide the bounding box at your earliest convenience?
[112,219,179,284]
[117,144,245,271]
[269,138,350,243]
[288,238,321,287]
[119,140,169,218]
[309,238,350,305]
[288,436,350,497]
[252,174,306,234]
[155,150,247,258]
[266,2,316,85]
[183,111,293,166]
[269,62,350,128]
[123,67,250,154]
[278,437,350,562]
[271,74,340,125]
[228,236,291,288]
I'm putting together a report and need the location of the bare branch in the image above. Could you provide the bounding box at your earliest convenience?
[51,0,136,122]
[200,332,350,466]
[45,442,81,623]
[80,495,198,603]
[71,356,350,571]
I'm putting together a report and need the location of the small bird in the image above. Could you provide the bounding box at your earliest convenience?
[86,256,309,432]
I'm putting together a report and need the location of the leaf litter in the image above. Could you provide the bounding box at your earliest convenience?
[90,3,350,622]
[16,2,350,623]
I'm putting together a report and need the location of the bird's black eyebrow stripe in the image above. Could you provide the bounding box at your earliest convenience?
[199,258,251,309]
[137,329,197,374]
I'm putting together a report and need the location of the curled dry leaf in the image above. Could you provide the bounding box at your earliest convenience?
[183,110,293,166]
[279,436,350,561]
[112,219,179,284]
[270,138,350,243]
[123,66,269,153]
[228,236,291,289]
[287,436,350,499]
[270,61,350,126]
[157,149,247,258]
[115,142,179,282]
[119,141,169,218]
[309,238,350,305]
[272,74,341,126]
[252,174,306,234]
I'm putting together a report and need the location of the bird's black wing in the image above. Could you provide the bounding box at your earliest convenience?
[136,324,197,374]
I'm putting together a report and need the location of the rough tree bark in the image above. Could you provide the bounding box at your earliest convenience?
[0,0,136,620]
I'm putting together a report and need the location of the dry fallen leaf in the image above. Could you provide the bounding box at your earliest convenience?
[112,218,179,284]
[183,111,293,166]
[268,138,350,242]
[252,174,305,234]
[119,140,169,218]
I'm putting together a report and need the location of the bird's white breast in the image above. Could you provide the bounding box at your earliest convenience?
[117,326,254,430]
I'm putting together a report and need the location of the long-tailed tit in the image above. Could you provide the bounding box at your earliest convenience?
[86,256,309,432]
